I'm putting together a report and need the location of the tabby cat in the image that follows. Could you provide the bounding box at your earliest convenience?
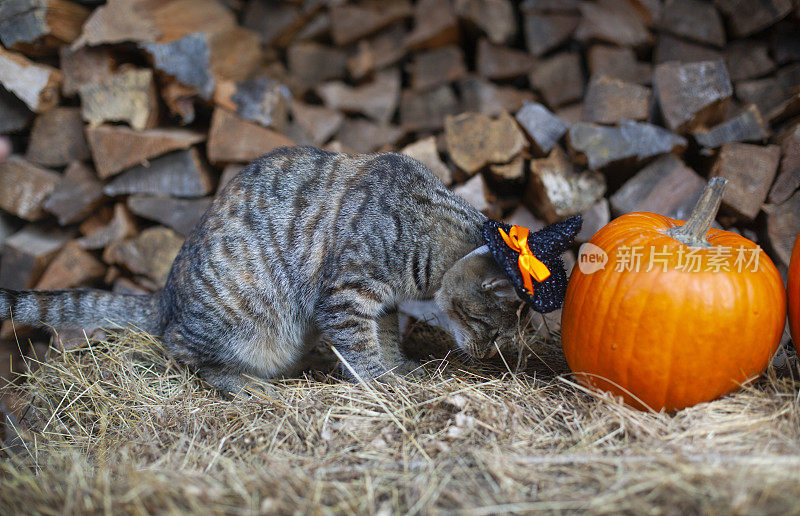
[0,146,551,396]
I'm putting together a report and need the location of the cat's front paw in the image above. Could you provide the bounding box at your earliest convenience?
[391,359,425,379]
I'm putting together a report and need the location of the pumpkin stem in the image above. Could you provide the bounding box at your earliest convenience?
[666,177,728,248]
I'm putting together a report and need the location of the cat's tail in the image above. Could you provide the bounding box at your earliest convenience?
[0,288,164,335]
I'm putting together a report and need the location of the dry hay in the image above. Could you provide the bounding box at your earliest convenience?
[0,320,799,515]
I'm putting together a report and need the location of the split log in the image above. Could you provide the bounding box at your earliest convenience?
[0,0,90,54]
[59,46,114,96]
[103,226,184,287]
[522,12,579,57]
[0,156,60,221]
[317,68,400,124]
[160,78,196,125]
[528,52,584,108]
[71,0,156,46]
[581,75,652,124]
[25,107,90,167]
[504,206,545,232]
[400,136,453,186]
[127,195,212,236]
[711,142,781,220]
[767,92,800,124]
[410,46,467,90]
[769,123,800,204]
[454,0,516,45]
[224,76,291,130]
[458,77,535,118]
[78,67,158,131]
[515,102,568,154]
[72,0,155,47]
[0,47,61,112]
[772,23,800,66]
[404,0,458,50]
[476,39,535,80]
[735,77,786,116]
[400,85,460,132]
[207,108,295,164]
[575,0,653,48]
[242,0,311,47]
[286,42,347,89]
[290,101,344,146]
[329,1,411,46]
[524,146,606,223]
[490,155,525,181]
[86,125,205,179]
[653,33,722,64]
[141,33,215,99]
[0,214,17,248]
[207,26,262,84]
[35,242,105,290]
[587,45,651,84]
[452,174,495,216]
[555,104,583,125]
[776,63,800,95]
[444,111,526,175]
[520,0,579,13]
[692,104,769,149]
[0,224,72,289]
[335,119,404,154]
[628,0,662,25]
[42,161,105,226]
[724,40,776,82]
[347,24,407,80]
[764,191,800,267]
[716,0,792,38]
[576,198,610,243]
[609,154,706,219]
[659,0,725,47]
[569,121,687,171]
[654,60,732,133]
[103,148,215,198]
[218,164,245,192]
[293,11,330,43]
[76,203,137,250]
[113,277,151,295]
[74,0,235,48]
[0,87,33,134]
[323,141,352,155]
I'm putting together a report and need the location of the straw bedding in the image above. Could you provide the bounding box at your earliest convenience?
[0,319,798,515]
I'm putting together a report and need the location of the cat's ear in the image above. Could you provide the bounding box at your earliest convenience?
[481,277,516,299]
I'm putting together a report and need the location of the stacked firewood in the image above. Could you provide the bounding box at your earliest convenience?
[0,0,799,385]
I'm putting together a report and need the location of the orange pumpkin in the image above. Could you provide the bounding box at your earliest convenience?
[561,179,786,412]
[789,233,800,349]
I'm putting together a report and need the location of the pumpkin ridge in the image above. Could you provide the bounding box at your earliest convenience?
[588,253,629,381]
[623,265,661,408]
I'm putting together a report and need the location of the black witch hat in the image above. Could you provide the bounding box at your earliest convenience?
[482,216,582,314]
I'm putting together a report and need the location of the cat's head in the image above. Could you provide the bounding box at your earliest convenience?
[436,216,580,360]
[435,246,528,359]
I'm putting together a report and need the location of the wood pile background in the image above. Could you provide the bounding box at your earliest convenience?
[0,0,799,394]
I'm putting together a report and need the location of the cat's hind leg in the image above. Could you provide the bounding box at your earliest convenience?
[197,365,277,400]
[161,324,280,400]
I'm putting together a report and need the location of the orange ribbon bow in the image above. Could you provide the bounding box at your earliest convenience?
[498,225,551,294]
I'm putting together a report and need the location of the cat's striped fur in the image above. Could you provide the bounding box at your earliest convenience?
[1,146,527,396]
